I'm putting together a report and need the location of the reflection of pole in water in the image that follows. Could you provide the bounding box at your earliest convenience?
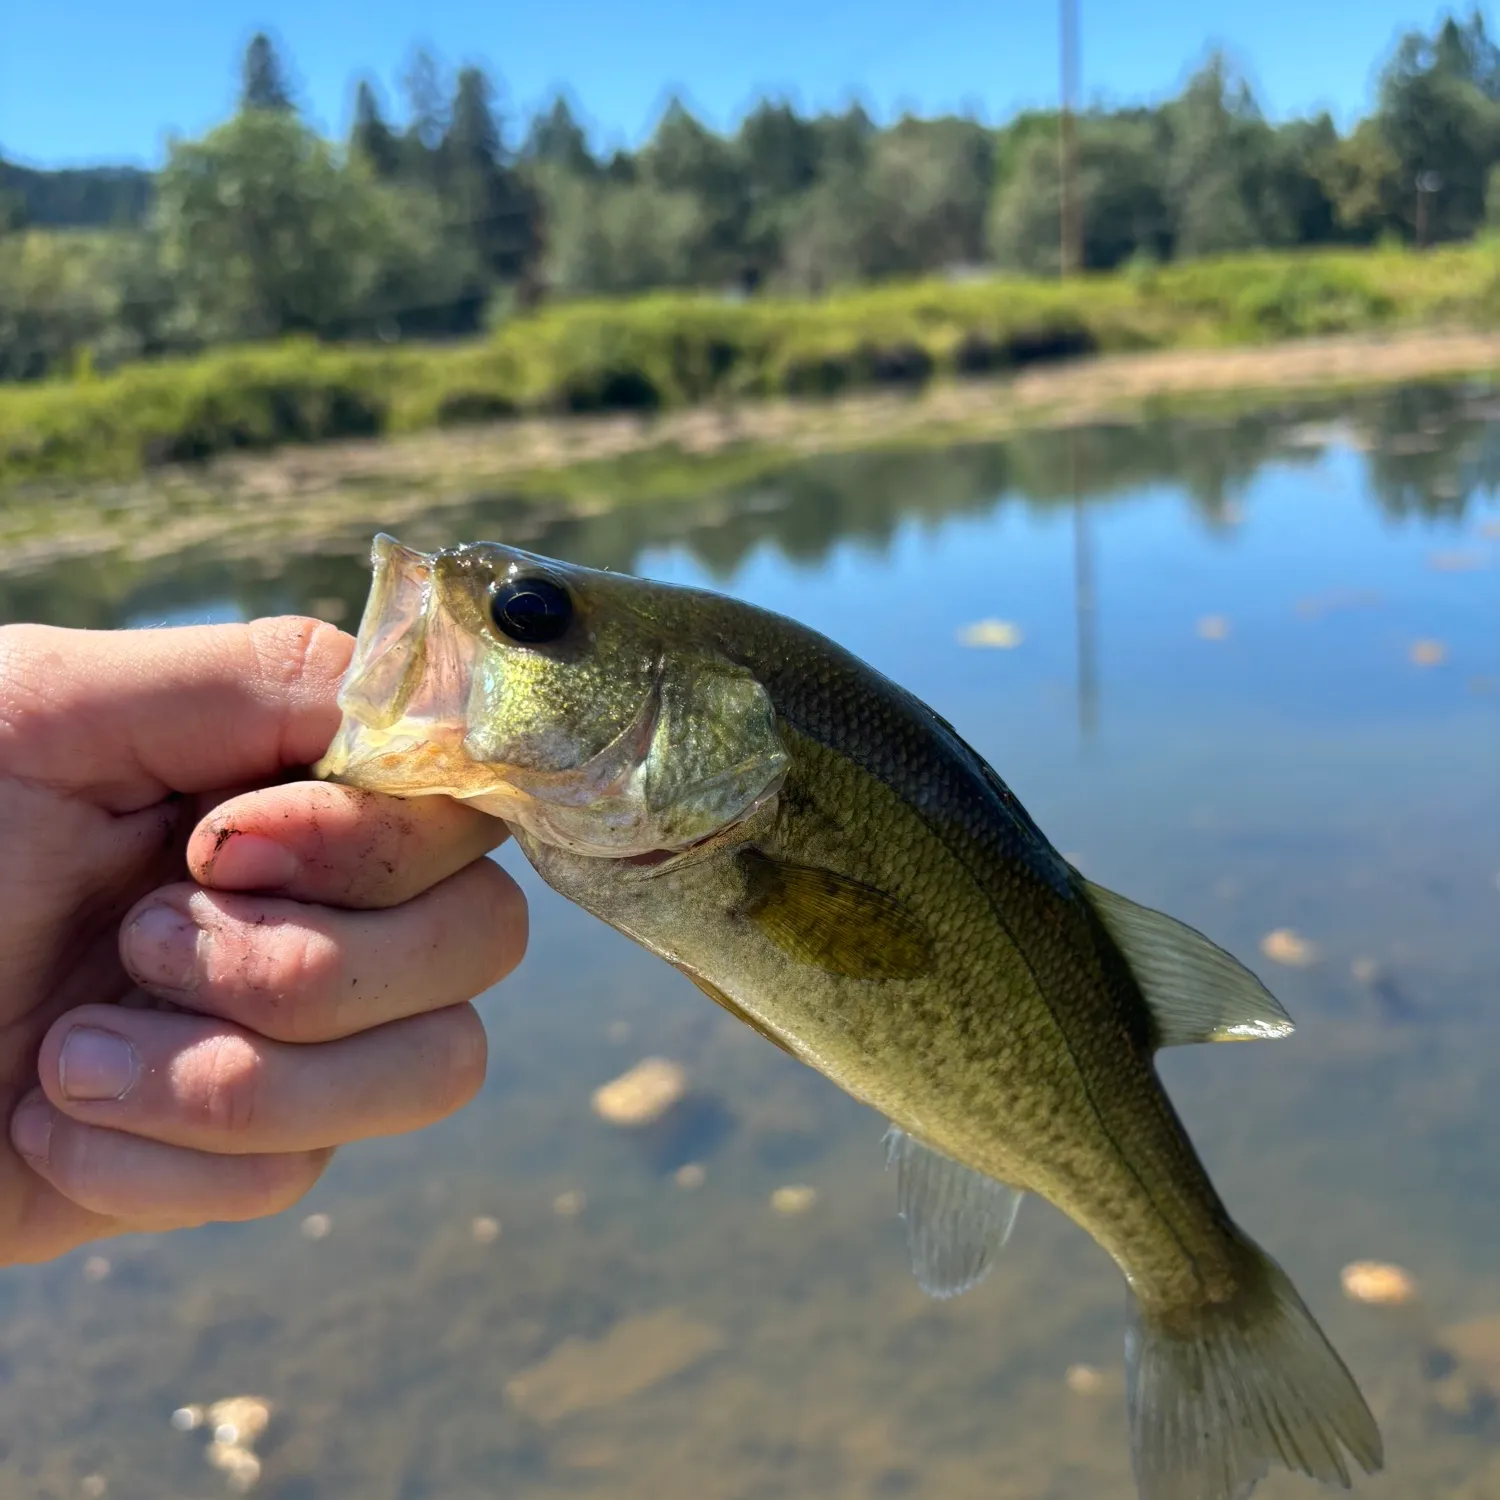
[1070,431,1098,741]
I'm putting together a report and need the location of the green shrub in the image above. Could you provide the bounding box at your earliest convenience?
[6,244,1500,483]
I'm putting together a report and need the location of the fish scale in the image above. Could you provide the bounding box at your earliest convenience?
[316,532,1383,1500]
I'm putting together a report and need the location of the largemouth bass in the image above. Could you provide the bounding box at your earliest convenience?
[315,534,1382,1500]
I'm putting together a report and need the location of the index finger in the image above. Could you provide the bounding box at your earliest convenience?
[188,781,510,910]
[0,618,352,813]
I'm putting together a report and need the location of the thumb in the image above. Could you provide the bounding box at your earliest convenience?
[0,618,353,814]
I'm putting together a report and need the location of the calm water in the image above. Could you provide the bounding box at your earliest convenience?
[2,389,1498,1500]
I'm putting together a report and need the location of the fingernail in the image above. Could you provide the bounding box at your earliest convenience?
[122,904,199,992]
[11,1098,53,1164]
[206,833,301,891]
[59,1028,140,1102]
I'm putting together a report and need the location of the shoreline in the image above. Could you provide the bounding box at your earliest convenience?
[3,327,1499,579]
[189,326,1500,495]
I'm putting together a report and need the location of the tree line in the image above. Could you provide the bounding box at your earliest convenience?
[5,10,1500,380]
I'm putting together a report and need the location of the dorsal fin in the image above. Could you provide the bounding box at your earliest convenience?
[1079,877,1294,1048]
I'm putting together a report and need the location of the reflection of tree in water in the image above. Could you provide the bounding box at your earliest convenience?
[1002,414,1309,526]
[4,387,1496,631]
[1360,383,1500,521]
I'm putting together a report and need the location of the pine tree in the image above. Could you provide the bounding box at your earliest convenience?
[240,32,293,113]
[402,49,449,153]
[442,67,542,286]
[351,79,401,179]
[524,97,596,175]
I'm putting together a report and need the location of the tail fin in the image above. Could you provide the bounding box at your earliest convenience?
[1125,1236,1383,1500]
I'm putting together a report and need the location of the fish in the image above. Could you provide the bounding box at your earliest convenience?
[314,533,1383,1500]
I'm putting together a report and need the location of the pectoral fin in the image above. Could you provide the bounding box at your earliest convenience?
[885,1127,1024,1299]
[1079,876,1294,1048]
[735,849,933,981]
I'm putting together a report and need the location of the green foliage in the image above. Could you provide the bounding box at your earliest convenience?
[10,244,1500,483]
[523,97,597,176]
[990,115,1170,273]
[0,232,118,381]
[441,67,542,294]
[0,229,181,380]
[540,172,706,295]
[1376,10,1500,241]
[0,159,151,230]
[10,7,1500,388]
[157,110,388,341]
[350,80,402,181]
[240,32,295,114]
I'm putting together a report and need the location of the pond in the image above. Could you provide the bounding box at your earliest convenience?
[1,385,1497,1500]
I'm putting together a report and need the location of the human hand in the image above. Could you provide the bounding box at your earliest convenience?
[0,618,523,1265]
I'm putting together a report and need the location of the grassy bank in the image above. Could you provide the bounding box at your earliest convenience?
[6,244,1500,484]
[5,330,1498,583]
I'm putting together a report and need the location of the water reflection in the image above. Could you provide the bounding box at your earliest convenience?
[0,386,1497,1500]
[4,383,1500,638]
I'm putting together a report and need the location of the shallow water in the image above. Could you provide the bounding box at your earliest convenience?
[2,389,1498,1500]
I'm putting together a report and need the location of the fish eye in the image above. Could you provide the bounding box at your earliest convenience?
[490,574,574,645]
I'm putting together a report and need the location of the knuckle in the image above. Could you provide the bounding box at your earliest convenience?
[247,616,350,701]
[439,1007,488,1108]
[233,924,342,1034]
[245,616,352,768]
[235,1149,331,1220]
[0,625,66,769]
[43,1117,106,1205]
[481,867,529,983]
[182,1034,266,1140]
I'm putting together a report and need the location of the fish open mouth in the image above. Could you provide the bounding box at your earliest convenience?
[317,532,788,862]
[313,534,495,800]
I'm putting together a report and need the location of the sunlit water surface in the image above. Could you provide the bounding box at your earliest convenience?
[1,391,1497,1500]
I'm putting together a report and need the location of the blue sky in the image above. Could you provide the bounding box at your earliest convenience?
[0,0,1476,168]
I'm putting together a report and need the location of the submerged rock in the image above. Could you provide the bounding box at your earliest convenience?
[207,1396,272,1449]
[591,1057,734,1174]
[207,1440,261,1494]
[1341,1261,1416,1306]
[1260,928,1317,967]
[299,1213,331,1241]
[770,1184,817,1215]
[505,1309,725,1425]
[1427,550,1489,573]
[592,1058,687,1126]
[956,618,1024,649]
[173,1396,274,1494]
[1424,1318,1500,1433]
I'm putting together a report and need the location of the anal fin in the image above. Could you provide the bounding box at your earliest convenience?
[884,1126,1024,1299]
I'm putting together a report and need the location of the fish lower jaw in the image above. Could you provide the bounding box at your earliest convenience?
[313,722,513,803]
[504,789,780,869]
[613,793,780,873]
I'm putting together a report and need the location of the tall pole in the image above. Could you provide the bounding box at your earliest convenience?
[1061,0,1092,736]
[1058,0,1082,277]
